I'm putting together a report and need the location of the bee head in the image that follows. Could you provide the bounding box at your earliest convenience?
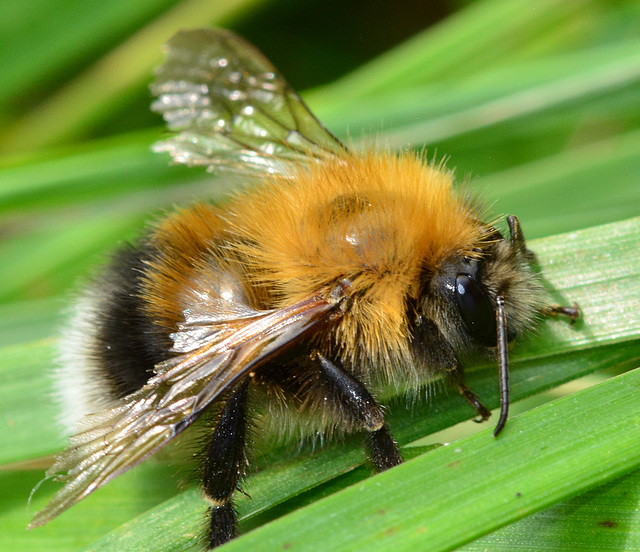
[413,216,545,358]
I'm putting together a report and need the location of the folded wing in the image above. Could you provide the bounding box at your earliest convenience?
[30,288,345,528]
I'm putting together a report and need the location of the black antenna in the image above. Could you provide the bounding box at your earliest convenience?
[493,294,509,437]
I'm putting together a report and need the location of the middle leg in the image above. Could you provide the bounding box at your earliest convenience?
[312,351,403,471]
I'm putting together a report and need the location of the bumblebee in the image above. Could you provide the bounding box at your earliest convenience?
[30,28,578,548]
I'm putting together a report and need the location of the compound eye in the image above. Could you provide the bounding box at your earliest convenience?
[455,274,497,346]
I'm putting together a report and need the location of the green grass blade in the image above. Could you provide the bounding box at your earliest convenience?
[460,468,640,551]
[0,0,171,107]
[0,297,64,347]
[379,42,640,151]
[476,128,640,239]
[309,0,609,104]
[0,340,64,465]
[0,0,269,153]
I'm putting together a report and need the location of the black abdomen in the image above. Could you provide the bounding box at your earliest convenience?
[91,243,172,399]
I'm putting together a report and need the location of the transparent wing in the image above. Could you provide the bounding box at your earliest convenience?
[150,28,346,175]
[29,288,346,529]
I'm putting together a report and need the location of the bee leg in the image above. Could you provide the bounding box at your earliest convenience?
[365,424,404,472]
[508,216,580,325]
[202,380,250,549]
[447,368,491,423]
[313,351,403,471]
[541,303,580,323]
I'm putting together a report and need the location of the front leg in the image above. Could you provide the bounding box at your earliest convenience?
[313,351,403,471]
[508,215,581,325]
[541,303,580,322]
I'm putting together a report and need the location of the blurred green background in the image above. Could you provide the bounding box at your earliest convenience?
[1,1,639,551]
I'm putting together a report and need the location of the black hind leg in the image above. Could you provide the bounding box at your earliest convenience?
[202,380,250,548]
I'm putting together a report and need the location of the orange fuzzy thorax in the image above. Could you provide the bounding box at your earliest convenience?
[231,152,485,298]
[229,152,487,365]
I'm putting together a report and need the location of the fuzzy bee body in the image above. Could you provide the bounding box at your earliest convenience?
[31,28,577,549]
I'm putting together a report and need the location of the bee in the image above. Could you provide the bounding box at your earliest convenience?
[29,28,579,548]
